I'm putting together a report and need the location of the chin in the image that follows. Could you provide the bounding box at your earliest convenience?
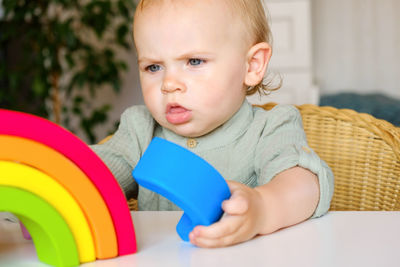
[169,125,207,138]
[173,129,202,138]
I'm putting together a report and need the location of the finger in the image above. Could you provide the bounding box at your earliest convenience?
[226,180,243,192]
[191,231,237,248]
[191,219,252,248]
[222,193,249,215]
[190,214,243,240]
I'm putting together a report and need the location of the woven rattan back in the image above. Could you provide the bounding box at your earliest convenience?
[260,103,400,211]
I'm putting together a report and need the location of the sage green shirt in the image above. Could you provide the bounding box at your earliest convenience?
[91,100,334,218]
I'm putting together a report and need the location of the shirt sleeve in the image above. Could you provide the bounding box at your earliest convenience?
[89,106,155,199]
[254,105,334,218]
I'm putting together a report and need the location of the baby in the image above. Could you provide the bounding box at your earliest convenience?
[91,0,334,248]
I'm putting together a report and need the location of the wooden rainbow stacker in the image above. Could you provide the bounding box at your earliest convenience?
[0,109,137,266]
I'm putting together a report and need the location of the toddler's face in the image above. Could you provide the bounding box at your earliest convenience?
[134,0,250,137]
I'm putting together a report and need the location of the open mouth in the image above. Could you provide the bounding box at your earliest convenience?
[165,104,192,124]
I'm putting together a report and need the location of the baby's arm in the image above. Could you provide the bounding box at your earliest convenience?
[189,166,319,248]
[90,106,155,200]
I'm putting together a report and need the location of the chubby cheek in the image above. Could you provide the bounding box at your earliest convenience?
[141,82,164,120]
[200,68,245,108]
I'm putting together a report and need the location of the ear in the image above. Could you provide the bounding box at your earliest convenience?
[244,42,272,87]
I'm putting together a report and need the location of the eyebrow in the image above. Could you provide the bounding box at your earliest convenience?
[137,57,161,65]
[175,51,215,60]
[137,51,215,64]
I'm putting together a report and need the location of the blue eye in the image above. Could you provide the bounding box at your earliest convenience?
[188,58,204,66]
[146,64,161,72]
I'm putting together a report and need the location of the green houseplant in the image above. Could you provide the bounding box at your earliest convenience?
[0,0,136,143]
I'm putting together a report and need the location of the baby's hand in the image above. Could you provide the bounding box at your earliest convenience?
[189,181,266,248]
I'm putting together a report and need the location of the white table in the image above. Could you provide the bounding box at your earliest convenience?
[1,211,399,267]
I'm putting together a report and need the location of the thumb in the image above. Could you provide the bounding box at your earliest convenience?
[222,191,249,215]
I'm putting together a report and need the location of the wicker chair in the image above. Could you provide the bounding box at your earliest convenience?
[260,103,400,211]
[99,103,400,211]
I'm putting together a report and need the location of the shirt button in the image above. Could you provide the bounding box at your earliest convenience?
[187,138,197,148]
[302,146,311,154]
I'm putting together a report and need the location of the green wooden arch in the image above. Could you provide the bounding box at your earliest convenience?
[0,186,79,266]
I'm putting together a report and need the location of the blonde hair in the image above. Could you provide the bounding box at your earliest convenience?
[136,0,281,96]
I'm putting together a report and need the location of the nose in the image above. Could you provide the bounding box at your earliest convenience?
[161,71,186,94]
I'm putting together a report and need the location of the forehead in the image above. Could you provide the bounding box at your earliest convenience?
[133,0,247,52]
[137,0,235,15]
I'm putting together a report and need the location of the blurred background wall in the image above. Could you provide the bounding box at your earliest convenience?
[312,0,400,99]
